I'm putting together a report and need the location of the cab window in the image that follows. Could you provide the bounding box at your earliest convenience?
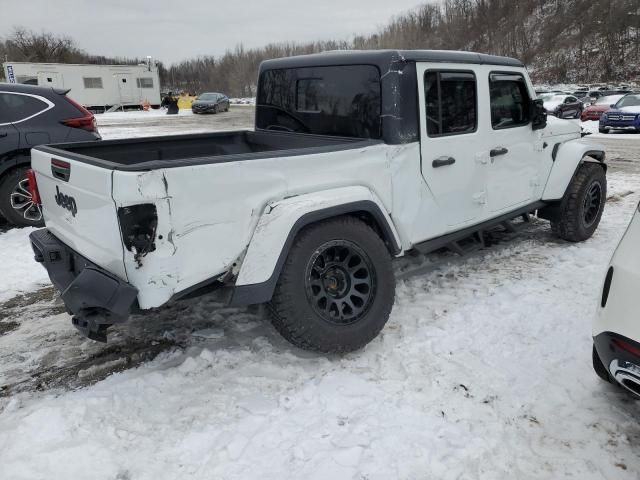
[424,71,477,137]
[489,73,531,129]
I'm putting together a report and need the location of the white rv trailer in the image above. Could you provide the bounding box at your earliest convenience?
[2,61,161,110]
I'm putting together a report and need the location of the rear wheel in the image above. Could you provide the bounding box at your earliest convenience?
[269,216,395,353]
[551,162,606,242]
[0,166,43,228]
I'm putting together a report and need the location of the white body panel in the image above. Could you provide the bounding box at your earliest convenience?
[31,63,605,311]
[236,186,401,286]
[593,204,640,341]
[3,62,161,108]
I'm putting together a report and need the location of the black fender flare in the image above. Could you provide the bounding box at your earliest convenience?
[229,200,401,306]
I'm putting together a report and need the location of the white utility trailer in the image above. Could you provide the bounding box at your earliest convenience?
[2,61,161,111]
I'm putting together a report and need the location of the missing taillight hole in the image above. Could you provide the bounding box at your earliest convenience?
[118,204,158,268]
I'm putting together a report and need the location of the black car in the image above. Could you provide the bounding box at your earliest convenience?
[541,94,583,119]
[0,83,100,227]
[191,92,230,114]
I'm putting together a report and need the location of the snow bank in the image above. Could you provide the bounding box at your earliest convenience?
[1,179,639,479]
[0,227,49,302]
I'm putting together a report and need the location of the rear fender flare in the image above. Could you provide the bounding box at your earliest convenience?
[230,186,401,306]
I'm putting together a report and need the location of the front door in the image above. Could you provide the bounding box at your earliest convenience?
[115,74,134,103]
[416,64,489,232]
[485,72,540,213]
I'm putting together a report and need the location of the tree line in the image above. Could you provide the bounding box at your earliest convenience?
[2,0,639,96]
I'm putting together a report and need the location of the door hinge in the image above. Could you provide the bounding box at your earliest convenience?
[475,152,489,165]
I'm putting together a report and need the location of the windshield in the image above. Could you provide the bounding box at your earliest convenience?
[197,93,218,101]
[615,94,640,108]
[595,95,624,106]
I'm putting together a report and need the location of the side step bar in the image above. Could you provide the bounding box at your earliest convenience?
[414,201,545,256]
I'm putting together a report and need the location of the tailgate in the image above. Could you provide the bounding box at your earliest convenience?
[30,147,127,281]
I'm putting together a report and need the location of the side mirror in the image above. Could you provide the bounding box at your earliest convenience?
[610,104,616,108]
[531,99,547,130]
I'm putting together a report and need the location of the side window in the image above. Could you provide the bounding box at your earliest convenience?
[83,77,103,89]
[424,71,477,137]
[489,73,531,129]
[0,93,49,124]
[136,78,154,88]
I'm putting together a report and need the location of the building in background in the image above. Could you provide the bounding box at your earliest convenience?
[1,61,161,112]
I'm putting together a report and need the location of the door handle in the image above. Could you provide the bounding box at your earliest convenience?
[0,133,8,138]
[490,147,509,157]
[432,156,456,168]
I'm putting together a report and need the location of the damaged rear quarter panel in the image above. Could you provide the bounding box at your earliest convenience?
[111,142,395,309]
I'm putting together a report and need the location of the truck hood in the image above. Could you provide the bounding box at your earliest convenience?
[540,115,581,139]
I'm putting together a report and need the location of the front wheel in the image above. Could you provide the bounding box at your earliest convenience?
[0,166,44,227]
[269,216,395,353]
[551,162,606,242]
[599,127,608,134]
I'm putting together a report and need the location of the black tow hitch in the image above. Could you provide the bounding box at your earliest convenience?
[72,310,113,342]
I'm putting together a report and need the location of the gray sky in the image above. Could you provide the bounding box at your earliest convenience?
[1,0,425,65]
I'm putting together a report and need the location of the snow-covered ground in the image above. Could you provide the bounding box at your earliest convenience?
[582,119,640,139]
[0,227,50,302]
[1,114,639,479]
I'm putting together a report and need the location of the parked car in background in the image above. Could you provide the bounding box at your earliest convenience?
[0,83,100,227]
[593,201,640,398]
[599,94,640,134]
[580,94,625,121]
[191,92,230,114]
[542,94,582,118]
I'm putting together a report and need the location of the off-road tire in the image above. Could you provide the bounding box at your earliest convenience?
[593,345,611,383]
[0,166,44,228]
[551,162,606,242]
[268,216,395,353]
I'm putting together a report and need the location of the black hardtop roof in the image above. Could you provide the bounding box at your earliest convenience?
[0,82,68,96]
[259,49,524,71]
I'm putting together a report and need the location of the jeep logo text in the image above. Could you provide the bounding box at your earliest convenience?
[55,186,78,217]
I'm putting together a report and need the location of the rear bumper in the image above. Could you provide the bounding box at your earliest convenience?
[30,229,138,341]
[594,332,640,397]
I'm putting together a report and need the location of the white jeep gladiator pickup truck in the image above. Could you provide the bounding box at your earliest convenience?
[28,50,606,352]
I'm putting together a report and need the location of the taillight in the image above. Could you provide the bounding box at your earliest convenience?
[26,169,41,205]
[61,96,97,132]
[613,338,640,358]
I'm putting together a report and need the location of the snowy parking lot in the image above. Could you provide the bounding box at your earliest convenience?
[0,110,639,479]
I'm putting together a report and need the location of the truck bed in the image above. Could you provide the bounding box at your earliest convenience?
[34,130,376,171]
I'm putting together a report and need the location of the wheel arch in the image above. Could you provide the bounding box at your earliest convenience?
[230,188,401,306]
[542,139,606,201]
[0,150,31,179]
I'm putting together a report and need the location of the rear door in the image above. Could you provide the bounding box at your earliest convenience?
[115,74,134,103]
[416,64,488,232]
[30,148,127,280]
[485,71,540,213]
[37,72,63,88]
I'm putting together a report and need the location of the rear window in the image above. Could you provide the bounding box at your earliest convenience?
[256,65,381,139]
[0,92,49,124]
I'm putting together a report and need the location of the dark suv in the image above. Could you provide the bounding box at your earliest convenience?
[0,83,100,227]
